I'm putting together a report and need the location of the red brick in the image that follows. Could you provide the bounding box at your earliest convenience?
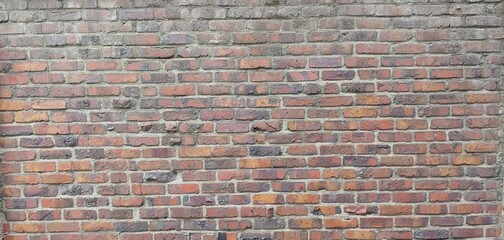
[103,73,137,84]
[64,210,97,220]
[126,112,161,122]
[430,69,463,79]
[379,205,412,216]
[88,86,121,96]
[160,84,195,96]
[168,184,199,194]
[86,60,119,71]
[4,150,36,161]
[466,93,499,103]
[41,198,73,208]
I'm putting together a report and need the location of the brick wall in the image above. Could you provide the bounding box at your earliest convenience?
[0,0,503,239]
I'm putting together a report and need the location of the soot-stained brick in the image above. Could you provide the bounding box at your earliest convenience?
[144,172,177,183]
[249,146,282,156]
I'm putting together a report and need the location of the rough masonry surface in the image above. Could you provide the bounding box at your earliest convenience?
[0,0,503,239]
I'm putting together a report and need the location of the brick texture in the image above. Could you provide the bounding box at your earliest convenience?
[0,0,503,239]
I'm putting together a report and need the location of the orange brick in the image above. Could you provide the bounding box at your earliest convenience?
[12,62,47,72]
[452,155,485,165]
[325,218,358,228]
[47,222,80,232]
[76,173,108,183]
[105,149,140,159]
[465,143,498,153]
[238,158,271,169]
[112,197,143,207]
[11,223,44,233]
[15,112,49,123]
[413,82,446,92]
[178,147,212,158]
[24,162,56,172]
[239,58,271,69]
[356,95,391,105]
[31,100,66,110]
[40,174,74,184]
[344,108,378,118]
[58,161,92,171]
[0,100,30,111]
[286,194,320,204]
[81,222,114,232]
[345,230,376,240]
[252,194,284,204]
